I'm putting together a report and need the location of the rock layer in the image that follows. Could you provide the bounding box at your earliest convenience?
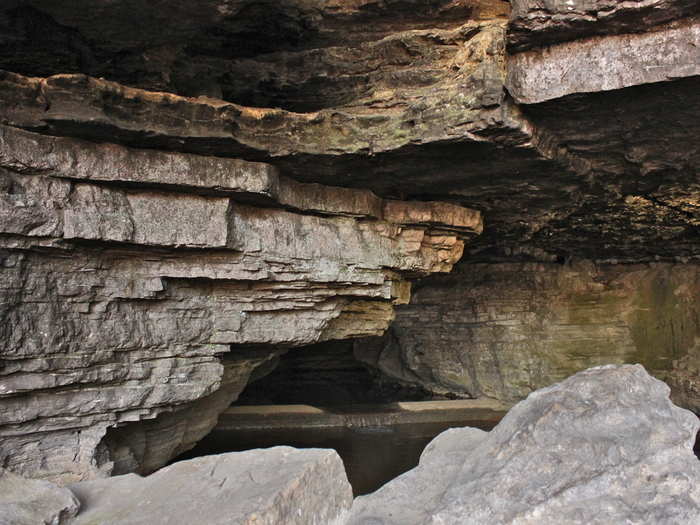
[356,261,700,410]
[2,0,700,489]
[0,122,480,483]
[348,365,700,524]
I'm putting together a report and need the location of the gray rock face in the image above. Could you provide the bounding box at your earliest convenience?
[507,19,700,105]
[0,122,480,483]
[2,0,700,492]
[0,469,80,525]
[356,262,700,411]
[348,365,700,525]
[69,447,352,525]
[508,0,700,51]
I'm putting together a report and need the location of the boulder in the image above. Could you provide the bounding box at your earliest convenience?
[348,364,700,524]
[0,469,79,525]
[69,447,352,525]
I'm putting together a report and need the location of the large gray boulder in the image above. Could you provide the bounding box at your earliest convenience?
[69,447,352,525]
[0,469,79,525]
[349,364,700,524]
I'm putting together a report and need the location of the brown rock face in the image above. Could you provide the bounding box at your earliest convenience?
[356,262,700,411]
[1,0,700,487]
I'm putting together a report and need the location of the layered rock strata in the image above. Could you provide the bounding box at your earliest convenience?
[0,122,480,483]
[503,2,700,261]
[2,0,700,488]
[357,261,700,411]
[365,0,700,410]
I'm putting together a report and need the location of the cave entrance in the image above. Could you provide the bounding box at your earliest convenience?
[236,340,431,406]
[176,340,504,495]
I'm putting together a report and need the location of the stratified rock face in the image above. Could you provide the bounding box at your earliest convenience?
[2,0,700,490]
[0,469,80,525]
[68,448,352,525]
[503,3,700,262]
[0,121,480,483]
[348,365,700,524]
[356,262,700,410]
[0,0,507,104]
[508,0,700,51]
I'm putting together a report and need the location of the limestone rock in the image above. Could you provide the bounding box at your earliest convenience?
[356,262,700,411]
[504,8,700,262]
[69,447,352,525]
[0,0,506,103]
[3,0,700,491]
[508,0,700,51]
[0,120,479,483]
[0,469,80,525]
[507,19,700,105]
[348,365,700,524]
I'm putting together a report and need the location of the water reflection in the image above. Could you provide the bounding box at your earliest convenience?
[178,419,497,495]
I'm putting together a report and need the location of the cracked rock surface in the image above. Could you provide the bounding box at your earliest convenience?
[1,0,700,488]
[348,365,700,524]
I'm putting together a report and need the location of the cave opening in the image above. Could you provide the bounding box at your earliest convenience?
[236,340,433,407]
[175,340,503,495]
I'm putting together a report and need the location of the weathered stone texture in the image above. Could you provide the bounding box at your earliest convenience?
[356,262,700,411]
[348,365,700,524]
[68,448,352,525]
[507,18,700,104]
[3,0,700,493]
[0,470,80,525]
[508,0,700,51]
[0,123,480,483]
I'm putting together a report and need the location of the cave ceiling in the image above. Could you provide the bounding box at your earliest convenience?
[1,0,699,262]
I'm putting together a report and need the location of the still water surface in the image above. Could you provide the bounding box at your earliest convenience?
[180,419,498,495]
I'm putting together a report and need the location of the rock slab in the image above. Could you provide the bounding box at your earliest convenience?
[348,364,700,524]
[69,447,352,525]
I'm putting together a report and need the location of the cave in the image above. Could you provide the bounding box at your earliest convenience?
[2,0,700,523]
[236,340,433,406]
[173,340,503,495]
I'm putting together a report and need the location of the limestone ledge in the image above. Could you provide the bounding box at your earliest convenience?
[0,125,480,483]
[508,0,700,51]
[507,16,700,104]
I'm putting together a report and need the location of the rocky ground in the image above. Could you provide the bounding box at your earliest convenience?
[3,365,699,524]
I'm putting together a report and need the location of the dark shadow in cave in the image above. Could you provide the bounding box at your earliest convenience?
[175,340,502,495]
[236,340,434,407]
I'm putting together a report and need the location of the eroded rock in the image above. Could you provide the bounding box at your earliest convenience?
[0,469,80,525]
[0,120,480,483]
[356,261,700,411]
[69,447,352,525]
[348,365,700,524]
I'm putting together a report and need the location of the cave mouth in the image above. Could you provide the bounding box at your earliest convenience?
[175,340,503,495]
[236,340,434,407]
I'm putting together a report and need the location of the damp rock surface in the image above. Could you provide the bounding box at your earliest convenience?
[68,447,352,525]
[348,365,700,525]
[358,262,700,411]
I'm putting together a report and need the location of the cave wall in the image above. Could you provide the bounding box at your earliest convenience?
[1,0,700,485]
[0,123,479,483]
[356,261,700,410]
